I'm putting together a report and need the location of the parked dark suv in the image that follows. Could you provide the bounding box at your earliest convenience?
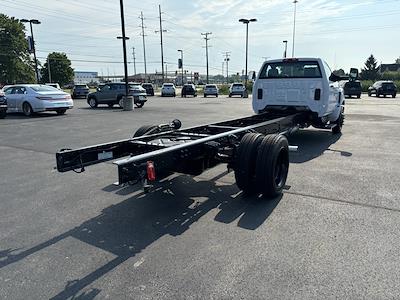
[71,84,90,99]
[0,92,7,119]
[87,82,147,108]
[342,80,362,98]
[181,84,197,97]
[368,81,397,98]
[142,83,154,96]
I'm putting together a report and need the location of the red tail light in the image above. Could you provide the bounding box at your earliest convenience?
[147,161,156,181]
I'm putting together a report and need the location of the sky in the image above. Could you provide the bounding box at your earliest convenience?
[2,0,400,77]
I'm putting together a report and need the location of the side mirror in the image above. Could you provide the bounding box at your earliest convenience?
[250,71,257,80]
[349,68,358,81]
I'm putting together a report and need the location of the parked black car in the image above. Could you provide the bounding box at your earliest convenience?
[181,84,197,97]
[368,81,397,98]
[342,80,362,98]
[71,84,90,99]
[142,83,154,96]
[0,92,7,119]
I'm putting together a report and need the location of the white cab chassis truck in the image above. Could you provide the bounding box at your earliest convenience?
[55,58,358,198]
[252,57,357,134]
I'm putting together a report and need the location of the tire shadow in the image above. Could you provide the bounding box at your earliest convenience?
[0,173,281,299]
[288,129,352,163]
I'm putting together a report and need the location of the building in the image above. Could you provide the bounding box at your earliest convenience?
[74,71,99,85]
[379,64,400,73]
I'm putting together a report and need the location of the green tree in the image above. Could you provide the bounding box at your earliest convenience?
[360,54,380,80]
[333,69,345,76]
[396,57,400,64]
[40,52,74,86]
[0,14,35,84]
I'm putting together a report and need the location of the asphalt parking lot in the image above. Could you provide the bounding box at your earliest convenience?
[1,94,400,299]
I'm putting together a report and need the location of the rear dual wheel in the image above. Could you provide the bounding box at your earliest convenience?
[234,133,289,198]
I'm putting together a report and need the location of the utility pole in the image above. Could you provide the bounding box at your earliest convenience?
[178,49,183,86]
[117,0,132,110]
[201,32,212,84]
[292,0,298,58]
[132,47,137,76]
[223,51,231,83]
[155,5,167,83]
[47,57,52,83]
[139,11,147,77]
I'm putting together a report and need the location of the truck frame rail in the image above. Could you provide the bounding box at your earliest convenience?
[56,111,308,193]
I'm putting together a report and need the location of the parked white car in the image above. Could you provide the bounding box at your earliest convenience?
[203,84,219,97]
[3,84,73,116]
[229,83,245,98]
[45,83,61,90]
[161,83,176,97]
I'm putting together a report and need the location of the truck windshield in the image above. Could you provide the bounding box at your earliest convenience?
[259,61,322,79]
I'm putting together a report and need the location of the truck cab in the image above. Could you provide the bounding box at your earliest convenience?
[252,58,344,124]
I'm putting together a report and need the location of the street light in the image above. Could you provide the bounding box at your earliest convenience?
[21,19,40,83]
[239,18,257,97]
[292,0,298,57]
[177,49,183,86]
[117,0,132,111]
[283,40,288,58]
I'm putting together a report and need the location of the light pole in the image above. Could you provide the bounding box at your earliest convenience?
[292,0,298,58]
[178,49,183,86]
[283,40,288,58]
[21,19,40,83]
[117,0,132,110]
[239,18,257,96]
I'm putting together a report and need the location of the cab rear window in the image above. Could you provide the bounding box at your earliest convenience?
[259,61,322,79]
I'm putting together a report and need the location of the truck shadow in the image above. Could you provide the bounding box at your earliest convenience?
[288,129,352,163]
[0,174,281,299]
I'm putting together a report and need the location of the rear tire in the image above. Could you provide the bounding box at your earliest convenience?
[357,94,361,99]
[393,93,396,98]
[255,134,289,198]
[0,110,6,119]
[108,103,114,108]
[332,109,344,134]
[133,125,158,138]
[56,109,66,115]
[234,133,264,194]
[22,102,33,117]
[88,97,98,108]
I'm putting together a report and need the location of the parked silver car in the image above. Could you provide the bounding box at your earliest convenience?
[204,84,219,97]
[3,84,73,116]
